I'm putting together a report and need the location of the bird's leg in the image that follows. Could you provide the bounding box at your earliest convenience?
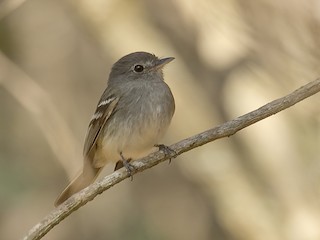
[119,152,135,181]
[154,144,176,164]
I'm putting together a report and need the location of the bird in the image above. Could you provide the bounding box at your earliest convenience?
[55,52,175,206]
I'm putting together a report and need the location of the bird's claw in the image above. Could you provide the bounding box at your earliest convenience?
[120,152,135,181]
[154,144,176,164]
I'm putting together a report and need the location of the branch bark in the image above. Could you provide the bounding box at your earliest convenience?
[23,78,320,240]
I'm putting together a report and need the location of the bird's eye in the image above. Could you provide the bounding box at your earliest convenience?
[134,65,144,73]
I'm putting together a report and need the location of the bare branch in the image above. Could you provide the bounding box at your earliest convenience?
[23,78,320,240]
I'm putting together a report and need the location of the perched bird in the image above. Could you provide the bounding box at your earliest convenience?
[55,52,175,206]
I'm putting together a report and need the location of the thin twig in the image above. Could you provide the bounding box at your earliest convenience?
[23,78,320,240]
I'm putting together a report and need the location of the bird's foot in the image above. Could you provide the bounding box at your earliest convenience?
[154,144,176,164]
[120,152,135,181]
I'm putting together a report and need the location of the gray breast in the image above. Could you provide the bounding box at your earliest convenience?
[103,80,174,151]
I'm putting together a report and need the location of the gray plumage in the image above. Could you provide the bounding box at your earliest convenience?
[55,52,175,206]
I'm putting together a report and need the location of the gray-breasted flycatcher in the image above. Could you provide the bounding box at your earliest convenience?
[55,52,175,206]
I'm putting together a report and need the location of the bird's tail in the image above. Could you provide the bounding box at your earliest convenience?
[54,160,102,207]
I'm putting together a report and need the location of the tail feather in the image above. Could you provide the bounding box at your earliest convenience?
[55,164,102,206]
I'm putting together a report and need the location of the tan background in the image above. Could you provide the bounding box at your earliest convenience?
[1,0,320,239]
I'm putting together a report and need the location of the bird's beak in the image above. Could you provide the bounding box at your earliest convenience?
[153,57,175,70]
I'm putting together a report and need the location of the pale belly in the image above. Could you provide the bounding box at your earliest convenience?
[92,107,171,168]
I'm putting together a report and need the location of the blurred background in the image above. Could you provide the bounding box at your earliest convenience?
[1,0,320,239]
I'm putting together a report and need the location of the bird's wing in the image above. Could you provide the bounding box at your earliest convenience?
[83,95,120,157]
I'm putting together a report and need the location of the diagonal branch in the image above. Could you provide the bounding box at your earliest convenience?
[23,78,320,240]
